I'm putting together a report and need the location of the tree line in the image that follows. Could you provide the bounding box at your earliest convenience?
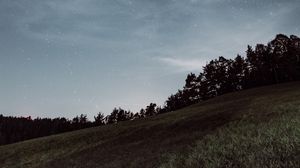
[1,34,299,146]
[0,114,94,145]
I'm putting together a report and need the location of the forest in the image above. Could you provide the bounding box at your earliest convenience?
[1,34,300,146]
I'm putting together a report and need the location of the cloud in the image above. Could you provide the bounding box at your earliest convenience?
[158,57,207,72]
[1,0,300,119]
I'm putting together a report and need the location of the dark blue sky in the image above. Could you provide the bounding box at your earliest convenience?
[1,0,299,119]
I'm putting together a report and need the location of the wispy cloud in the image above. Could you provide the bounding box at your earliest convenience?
[158,57,207,72]
[1,0,299,118]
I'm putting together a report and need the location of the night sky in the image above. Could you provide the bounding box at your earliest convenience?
[1,0,299,119]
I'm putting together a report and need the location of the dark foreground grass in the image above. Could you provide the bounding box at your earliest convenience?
[0,82,300,168]
[159,104,300,168]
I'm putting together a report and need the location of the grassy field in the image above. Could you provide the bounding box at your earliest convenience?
[0,82,300,168]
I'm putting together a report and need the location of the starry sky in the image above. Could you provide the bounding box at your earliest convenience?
[1,0,300,119]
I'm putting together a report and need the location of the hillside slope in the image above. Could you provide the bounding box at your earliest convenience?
[0,82,300,168]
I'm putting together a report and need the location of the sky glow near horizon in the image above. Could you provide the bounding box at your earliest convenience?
[0,0,299,119]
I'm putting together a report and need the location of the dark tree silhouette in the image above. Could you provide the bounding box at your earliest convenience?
[229,54,249,90]
[162,34,300,113]
[139,108,146,118]
[183,73,200,105]
[106,108,119,124]
[94,112,105,126]
[145,103,157,116]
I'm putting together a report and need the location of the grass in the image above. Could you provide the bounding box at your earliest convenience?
[159,104,300,168]
[0,82,300,168]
